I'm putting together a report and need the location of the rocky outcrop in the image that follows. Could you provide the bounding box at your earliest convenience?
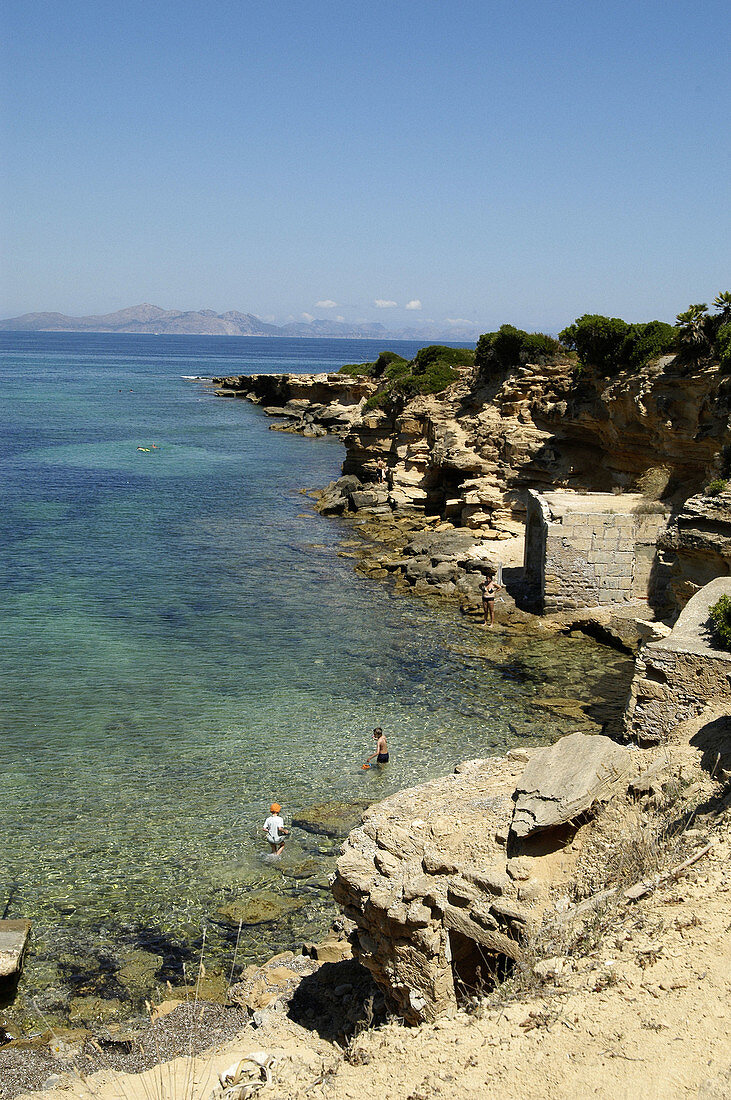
[0,921,31,983]
[510,732,631,838]
[218,356,731,619]
[654,488,731,612]
[213,373,375,438]
[624,576,731,745]
[332,736,637,1024]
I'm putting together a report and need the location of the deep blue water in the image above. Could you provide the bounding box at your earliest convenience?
[0,333,630,1014]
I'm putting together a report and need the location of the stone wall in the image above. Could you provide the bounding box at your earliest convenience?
[525,491,669,613]
[624,577,731,745]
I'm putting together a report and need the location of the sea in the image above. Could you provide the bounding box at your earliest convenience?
[0,332,633,1025]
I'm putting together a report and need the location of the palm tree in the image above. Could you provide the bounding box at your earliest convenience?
[713,291,731,325]
[675,303,710,355]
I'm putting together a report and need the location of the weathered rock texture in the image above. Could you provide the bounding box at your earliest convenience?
[218,355,731,618]
[0,921,31,981]
[213,373,375,438]
[332,736,632,1023]
[654,488,731,612]
[511,732,631,838]
[524,490,669,612]
[624,576,731,745]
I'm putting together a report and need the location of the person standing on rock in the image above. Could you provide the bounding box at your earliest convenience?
[263,802,288,855]
[479,570,502,628]
[366,727,389,766]
[376,458,387,484]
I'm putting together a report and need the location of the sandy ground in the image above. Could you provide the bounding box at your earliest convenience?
[13,806,730,1100]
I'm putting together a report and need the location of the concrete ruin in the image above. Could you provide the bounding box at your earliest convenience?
[524,491,669,613]
[624,576,731,746]
[0,921,31,983]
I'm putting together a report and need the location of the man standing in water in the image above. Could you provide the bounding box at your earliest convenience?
[263,802,288,855]
[366,727,389,766]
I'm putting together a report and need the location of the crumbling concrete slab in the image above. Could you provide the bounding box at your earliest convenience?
[510,732,631,839]
[0,919,31,980]
[624,577,731,745]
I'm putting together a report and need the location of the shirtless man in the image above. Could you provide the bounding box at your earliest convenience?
[366,727,389,765]
[479,570,502,628]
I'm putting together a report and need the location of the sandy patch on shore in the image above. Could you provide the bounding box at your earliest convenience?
[15,810,731,1100]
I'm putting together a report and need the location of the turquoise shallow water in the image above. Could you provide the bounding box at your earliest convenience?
[0,333,632,1021]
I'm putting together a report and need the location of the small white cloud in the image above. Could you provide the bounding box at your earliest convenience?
[315,299,337,309]
[446,317,474,326]
[336,315,345,322]
[405,299,422,311]
[301,312,314,322]
[374,299,397,308]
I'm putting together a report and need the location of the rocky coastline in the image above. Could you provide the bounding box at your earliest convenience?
[3,352,730,1098]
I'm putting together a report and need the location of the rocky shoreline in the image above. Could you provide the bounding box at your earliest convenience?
[3,352,730,1097]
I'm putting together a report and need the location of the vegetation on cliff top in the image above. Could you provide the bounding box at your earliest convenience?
[709,593,731,652]
[559,315,676,377]
[675,293,731,370]
[339,345,474,410]
[475,325,565,378]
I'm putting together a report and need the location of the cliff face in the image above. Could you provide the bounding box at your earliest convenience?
[217,356,731,616]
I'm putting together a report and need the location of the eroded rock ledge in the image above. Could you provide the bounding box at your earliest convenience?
[332,733,632,1023]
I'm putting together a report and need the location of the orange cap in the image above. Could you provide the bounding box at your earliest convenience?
[270,803,281,813]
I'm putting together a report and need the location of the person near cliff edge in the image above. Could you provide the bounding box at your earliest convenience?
[479,569,502,628]
[365,727,389,766]
[263,802,288,855]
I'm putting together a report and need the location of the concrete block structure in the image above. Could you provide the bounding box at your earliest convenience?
[524,491,668,613]
[624,577,731,745]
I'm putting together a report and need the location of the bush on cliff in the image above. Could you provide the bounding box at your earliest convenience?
[475,325,564,376]
[338,351,410,379]
[709,594,731,652]
[361,345,473,411]
[674,292,731,366]
[559,315,675,376]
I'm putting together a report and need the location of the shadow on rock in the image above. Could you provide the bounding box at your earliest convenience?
[286,958,386,1043]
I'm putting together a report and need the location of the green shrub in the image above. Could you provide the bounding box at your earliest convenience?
[717,323,731,374]
[623,321,676,369]
[709,594,731,651]
[559,314,676,375]
[475,325,563,375]
[338,351,409,380]
[360,344,472,411]
[704,478,727,496]
[338,362,372,378]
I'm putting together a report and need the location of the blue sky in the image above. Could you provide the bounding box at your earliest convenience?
[2,0,729,332]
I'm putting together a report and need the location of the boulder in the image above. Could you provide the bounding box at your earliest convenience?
[215,891,306,927]
[510,732,631,839]
[0,920,31,981]
[292,799,370,838]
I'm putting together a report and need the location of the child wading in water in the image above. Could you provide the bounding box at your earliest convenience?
[479,570,502,628]
[263,802,288,855]
[365,727,389,766]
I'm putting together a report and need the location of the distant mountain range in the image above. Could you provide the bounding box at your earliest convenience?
[0,303,480,341]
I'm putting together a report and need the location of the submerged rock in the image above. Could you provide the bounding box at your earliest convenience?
[292,800,370,838]
[215,891,306,927]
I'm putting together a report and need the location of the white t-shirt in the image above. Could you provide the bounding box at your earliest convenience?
[264,814,285,843]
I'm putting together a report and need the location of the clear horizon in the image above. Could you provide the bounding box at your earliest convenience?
[2,0,729,333]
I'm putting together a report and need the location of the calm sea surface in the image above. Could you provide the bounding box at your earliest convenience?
[0,333,632,1022]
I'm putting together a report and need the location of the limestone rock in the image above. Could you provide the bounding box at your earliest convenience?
[292,799,369,838]
[215,891,305,927]
[0,920,31,981]
[510,732,631,838]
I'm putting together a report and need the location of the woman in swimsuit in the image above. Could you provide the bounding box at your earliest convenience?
[479,571,502,628]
